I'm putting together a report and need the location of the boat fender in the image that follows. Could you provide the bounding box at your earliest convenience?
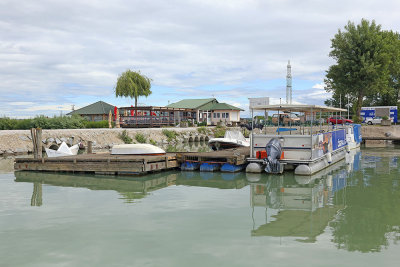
[326,152,332,164]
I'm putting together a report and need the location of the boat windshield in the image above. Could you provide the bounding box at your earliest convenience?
[224,130,246,141]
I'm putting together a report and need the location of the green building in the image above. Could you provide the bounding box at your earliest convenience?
[166,98,243,126]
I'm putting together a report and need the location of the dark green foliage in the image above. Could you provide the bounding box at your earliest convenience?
[325,19,400,116]
[135,133,147,143]
[118,130,133,144]
[84,120,111,128]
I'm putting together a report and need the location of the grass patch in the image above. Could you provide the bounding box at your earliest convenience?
[119,130,133,144]
[135,133,147,143]
[197,126,207,134]
[162,129,178,141]
[149,139,157,145]
[213,127,226,138]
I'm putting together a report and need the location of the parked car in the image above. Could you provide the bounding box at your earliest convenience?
[272,113,300,126]
[327,116,353,124]
[365,117,393,125]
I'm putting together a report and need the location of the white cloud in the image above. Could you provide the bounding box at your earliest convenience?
[312,83,326,90]
[1,0,399,116]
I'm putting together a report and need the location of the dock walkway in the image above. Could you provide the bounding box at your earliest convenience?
[14,152,178,175]
[176,147,250,165]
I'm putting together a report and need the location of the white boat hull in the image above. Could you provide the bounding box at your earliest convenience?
[111,144,166,155]
[45,142,79,158]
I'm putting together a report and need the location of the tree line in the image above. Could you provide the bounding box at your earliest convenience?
[325,19,400,119]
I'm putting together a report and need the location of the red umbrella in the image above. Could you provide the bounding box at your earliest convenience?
[114,106,118,120]
[130,105,134,116]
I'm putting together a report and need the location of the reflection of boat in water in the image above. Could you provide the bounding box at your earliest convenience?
[14,171,177,204]
[176,171,247,189]
[246,149,361,242]
[208,130,250,151]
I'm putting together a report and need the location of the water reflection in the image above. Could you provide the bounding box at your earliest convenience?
[247,148,400,252]
[175,171,247,189]
[14,171,179,204]
[11,147,400,253]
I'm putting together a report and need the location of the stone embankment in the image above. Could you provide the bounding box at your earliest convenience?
[1,125,399,156]
[0,127,215,156]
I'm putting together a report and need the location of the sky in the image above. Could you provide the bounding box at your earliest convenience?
[1,0,400,118]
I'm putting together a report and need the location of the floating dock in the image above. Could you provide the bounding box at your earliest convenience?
[176,147,250,172]
[14,152,178,175]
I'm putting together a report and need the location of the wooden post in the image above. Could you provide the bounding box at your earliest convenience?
[87,141,93,154]
[30,128,37,159]
[36,128,42,159]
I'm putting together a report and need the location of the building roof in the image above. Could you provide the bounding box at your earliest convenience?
[200,102,244,111]
[166,98,216,109]
[67,101,116,115]
[251,104,346,113]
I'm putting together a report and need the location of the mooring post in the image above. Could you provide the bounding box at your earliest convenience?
[87,141,93,154]
[30,128,37,159]
[36,128,42,159]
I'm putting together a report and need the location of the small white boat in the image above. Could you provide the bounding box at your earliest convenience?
[45,142,79,158]
[111,144,166,155]
[208,130,250,151]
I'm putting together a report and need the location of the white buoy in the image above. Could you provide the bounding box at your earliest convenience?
[246,162,263,173]
[326,152,332,164]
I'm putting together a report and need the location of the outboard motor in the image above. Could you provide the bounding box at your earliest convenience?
[264,138,283,173]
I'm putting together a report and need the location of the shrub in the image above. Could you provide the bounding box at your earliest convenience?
[162,129,178,141]
[382,115,389,120]
[197,121,207,127]
[213,127,226,138]
[119,130,133,144]
[149,139,157,145]
[135,133,147,143]
[84,120,110,128]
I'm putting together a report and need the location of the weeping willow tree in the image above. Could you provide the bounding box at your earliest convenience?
[115,69,152,109]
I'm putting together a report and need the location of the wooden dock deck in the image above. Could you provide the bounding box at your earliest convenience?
[176,147,250,165]
[14,152,178,175]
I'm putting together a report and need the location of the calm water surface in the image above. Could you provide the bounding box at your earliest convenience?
[1,146,400,267]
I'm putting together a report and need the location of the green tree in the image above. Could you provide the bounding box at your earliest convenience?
[115,69,152,109]
[325,19,396,117]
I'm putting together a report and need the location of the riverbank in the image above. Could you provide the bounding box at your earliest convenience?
[0,127,216,156]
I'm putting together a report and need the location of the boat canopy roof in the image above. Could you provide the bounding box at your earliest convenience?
[250,104,346,113]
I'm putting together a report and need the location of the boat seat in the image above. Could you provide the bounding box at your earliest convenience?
[276,128,297,133]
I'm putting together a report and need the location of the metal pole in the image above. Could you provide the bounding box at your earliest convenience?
[251,108,254,157]
[340,94,342,126]
[310,108,313,160]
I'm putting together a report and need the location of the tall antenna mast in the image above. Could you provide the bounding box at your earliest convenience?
[286,60,292,104]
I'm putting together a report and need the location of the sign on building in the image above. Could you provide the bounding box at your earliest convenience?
[249,97,269,109]
[361,106,398,123]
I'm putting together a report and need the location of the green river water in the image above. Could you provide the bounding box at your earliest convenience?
[1,146,400,266]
